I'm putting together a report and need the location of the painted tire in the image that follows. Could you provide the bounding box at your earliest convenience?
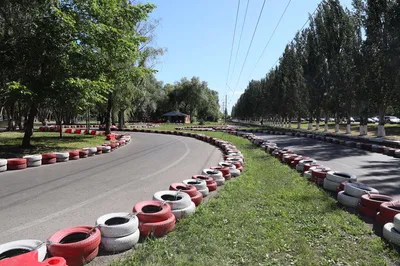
[326,171,357,183]
[344,183,379,198]
[7,163,27,170]
[376,212,392,225]
[0,239,47,262]
[153,190,192,210]
[47,226,101,261]
[0,159,6,167]
[360,194,393,211]
[133,200,172,223]
[383,223,400,246]
[169,183,197,197]
[190,191,203,207]
[139,212,176,237]
[358,205,377,217]
[323,178,340,192]
[95,212,138,238]
[79,150,89,158]
[380,202,400,221]
[7,158,27,165]
[337,191,360,208]
[42,153,56,160]
[192,175,214,185]
[69,151,79,160]
[182,179,207,191]
[207,181,217,191]
[100,228,140,252]
[210,166,230,176]
[171,201,196,219]
[197,187,210,197]
[394,214,400,232]
[55,152,69,163]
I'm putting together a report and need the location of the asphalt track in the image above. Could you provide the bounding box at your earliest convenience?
[0,133,222,255]
[253,132,400,199]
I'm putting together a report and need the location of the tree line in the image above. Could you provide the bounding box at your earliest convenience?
[0,1,220,148]
[231,0,400,137]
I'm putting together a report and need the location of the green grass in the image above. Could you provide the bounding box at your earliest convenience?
[111,132,398,266]
[0,131,105,158]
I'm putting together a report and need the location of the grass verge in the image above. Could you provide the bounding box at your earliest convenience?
[110,131,399,266]
[0,132,105,158]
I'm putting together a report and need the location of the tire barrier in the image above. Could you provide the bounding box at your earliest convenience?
[182,179,209,197]
[378,202,400,224]
[359,194,393,217]
[202,169,225,186]
[0,239,47,262]
[47,226,101,266]
[55,152,69,163]
[42,154,57,164]
[69,150,80,160]
[95,212,139,253]
[7,158,27,170]
[192,175,218,192]
[153,191,195,220]
[344,183,379,198]
[23,155,42,167]
[218,162,240,177]
[0,159,6,172]
[169,183,197,197]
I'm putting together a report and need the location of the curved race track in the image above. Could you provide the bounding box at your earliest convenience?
[254,132,400,199]
[0,132,221,244]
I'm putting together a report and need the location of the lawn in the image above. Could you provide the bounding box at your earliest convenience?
[0,131,105,158]
[111,131,398,266]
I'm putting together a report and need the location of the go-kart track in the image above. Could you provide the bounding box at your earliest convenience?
[249,131,400,199]
[0,132,222,264]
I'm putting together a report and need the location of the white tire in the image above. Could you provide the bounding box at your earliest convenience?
[55,152,69,163]
[323,178,340,192]
[198,187,210,197]
[0,239,47,262]
[89,147,97,155]
[96,212,138,238]
[304,171,312,180]
[230,168,241,177]
[344,183,379,198]
[202,169,224,181]
[0,159,7,167]
[27,160,42,167]
[383,223,400,246]
[337,191,360,208]
[153,190,192,210]
[215,179,225,186]
[23,154,42,161]
[225,157,243,166]
[171,201,196,219]
[0,165,6,172]
[182,179,207,190]
[296,164,304,172]
[102,146,111,153]
[326,171,357,183]
[394,214,400,232]
[101,228,140,252]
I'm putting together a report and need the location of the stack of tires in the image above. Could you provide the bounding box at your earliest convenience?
[218,162,240,177]
[42,154,56,164]
[0,239,47,263]
[296,159,316,173]
[338,182,378,208]
[383,214,400,246]
[102,145,111,153]
[311,168,331,186]
[133,200,175,237]
[169,183,203,206]
[95,212,139,253]
[359,194,393,217]
[182,179,209,197]
[153,191,195,219]
[79,150,89,158]
[303,165,324,180]
[210,165,231,180]
[192,175,217,192]
[69,151,80,160]
[202,169,225,186]
[55,152,69,163]
[7,158,27,170]
[83,147,97,156]
[323,172,356,192]
[23,155,42,167]
[377,202,400,225]
[47,226,101,266]
[0,159,6,172]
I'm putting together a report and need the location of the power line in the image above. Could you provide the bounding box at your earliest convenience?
[248,0,292,79]
[232,0,267,93]
[229,0,250,85]
[225,0,241,94]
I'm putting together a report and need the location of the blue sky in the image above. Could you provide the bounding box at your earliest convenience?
[148,0,353,114]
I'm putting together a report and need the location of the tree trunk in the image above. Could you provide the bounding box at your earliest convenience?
[297,116,301,129]
[17,102,23,130]
[377,106,385,137]
[59,113,63,138]
[324,115,328,132]
[7,104,15,131]
[22,104,37,148]
[118,109,125,130]
[335,112,339,133]
[315,117,320,131]
[308,117,313,130]
[105,92,112,134]
[346,114,351,134]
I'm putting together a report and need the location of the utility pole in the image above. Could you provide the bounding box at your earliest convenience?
[224,94,227,124]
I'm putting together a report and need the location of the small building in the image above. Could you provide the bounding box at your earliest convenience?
[162,111,190,124]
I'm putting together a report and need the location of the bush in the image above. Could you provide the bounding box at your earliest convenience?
[198,119,205,125]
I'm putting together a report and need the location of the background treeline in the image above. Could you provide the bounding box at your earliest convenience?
[231,0,400,137]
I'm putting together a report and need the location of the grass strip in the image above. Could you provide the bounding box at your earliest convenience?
[111,131,399,266]
[0,132,105,158]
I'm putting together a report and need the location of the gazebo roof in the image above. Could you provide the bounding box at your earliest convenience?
[162,111,188,117]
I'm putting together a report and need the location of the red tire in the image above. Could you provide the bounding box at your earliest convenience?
[207,181,217,191]
[64,247,98,266]
[376,212,392,225]
[42,153,56,160]
[236,165,244,172]
[42,157,57,164]
[139,212,176,237]
[74,129,81,134]
[210,166,230,176]
[224,173,232,181]
[192,175,213,185]
[65,129,72,134]
[360,194,393,212]
[69,150,79,160]
[7,158,27,165]
[284,154,297,164]
[311,169,329,179]
[359,204,377,217]
[379,201,400,221]
[336,180,359,193]
[134,200,172,223]
[96,146,102,155]
[304,163,320,172]
[48,226,101,263]
[191,191,203,206]
[7,163,27,170]
[79,150,88,158]
[169,183,197,197]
